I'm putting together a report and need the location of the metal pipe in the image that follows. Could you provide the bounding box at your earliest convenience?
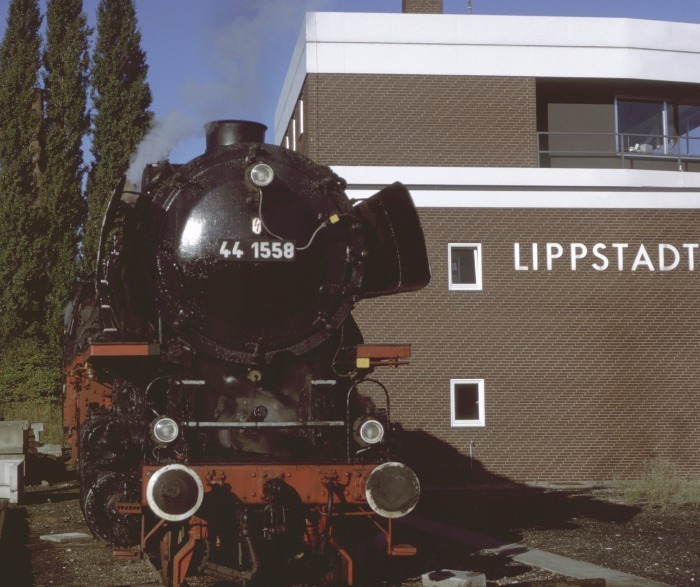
[184,420,344,428]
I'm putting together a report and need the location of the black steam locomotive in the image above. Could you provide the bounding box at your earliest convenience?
[63,120,431,586]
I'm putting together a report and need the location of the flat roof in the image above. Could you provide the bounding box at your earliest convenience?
[275,13,700,144]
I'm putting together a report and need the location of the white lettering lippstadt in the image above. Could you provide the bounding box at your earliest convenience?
[514,243,699,272]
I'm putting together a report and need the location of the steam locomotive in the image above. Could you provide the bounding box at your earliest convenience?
[63,120,431,586]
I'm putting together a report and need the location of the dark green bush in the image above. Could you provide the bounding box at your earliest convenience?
[0,337,62,404]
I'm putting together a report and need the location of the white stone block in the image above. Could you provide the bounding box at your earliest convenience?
[0,421,29,454]
[422,569,486,587]
[0,456,25,504]
[30,422,44,444]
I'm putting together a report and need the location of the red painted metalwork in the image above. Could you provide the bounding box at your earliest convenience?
[141,463,379,507]
[136,463,415,585]
[354,344,412,367]
[63,344,160,465]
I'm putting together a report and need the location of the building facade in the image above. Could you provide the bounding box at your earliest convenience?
[274,4,700,484]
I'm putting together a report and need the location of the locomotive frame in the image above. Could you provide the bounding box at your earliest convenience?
[63,120,431,586]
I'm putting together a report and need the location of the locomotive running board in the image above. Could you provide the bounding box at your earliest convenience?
[65,342,161,374]
[354,344,411,369]
[80,342,160,358]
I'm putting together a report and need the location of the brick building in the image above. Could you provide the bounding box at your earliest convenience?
[274,1,700,484]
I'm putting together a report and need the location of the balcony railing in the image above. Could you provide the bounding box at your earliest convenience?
[538,132,700,170]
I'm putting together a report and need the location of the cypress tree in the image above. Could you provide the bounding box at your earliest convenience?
[83,0,152,272]
[0,0,45,339]
[42,0,91,344]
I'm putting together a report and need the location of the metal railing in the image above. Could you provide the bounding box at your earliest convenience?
[537,131,700,170]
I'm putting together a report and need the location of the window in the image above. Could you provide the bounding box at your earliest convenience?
[616,98,671,154]
[450,379,485,427]
[448,243,482,291]
[678,104,700,156]
[616,98,700,157]
[299,99,304,138]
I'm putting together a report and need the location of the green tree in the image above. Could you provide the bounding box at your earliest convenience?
[0,0,45,340]
[42,0,91,345]
[83,0,152,271]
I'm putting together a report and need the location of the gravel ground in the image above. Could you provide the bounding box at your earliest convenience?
[406,485,700,586]
[2,455,699,586]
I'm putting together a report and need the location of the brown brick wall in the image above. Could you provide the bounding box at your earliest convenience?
[286,74,538,167]
[351,207,700,484]
[402,0,443,14]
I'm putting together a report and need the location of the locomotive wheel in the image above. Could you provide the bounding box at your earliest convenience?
[83,471,140,547]
[80,411,134,469]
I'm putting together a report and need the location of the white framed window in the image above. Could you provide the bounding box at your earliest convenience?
[450,379,485,427]
[448,243,482,291]
[299,99,304,137]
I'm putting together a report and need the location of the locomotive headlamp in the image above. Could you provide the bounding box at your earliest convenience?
[353,416,385,446]
[248,163,274,187]
[151,417,179,446]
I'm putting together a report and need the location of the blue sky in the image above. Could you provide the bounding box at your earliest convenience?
[1,0,700,164]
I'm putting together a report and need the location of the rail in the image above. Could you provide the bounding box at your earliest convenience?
[537,131,700,170]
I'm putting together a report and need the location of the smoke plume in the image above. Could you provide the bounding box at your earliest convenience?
[127,1,332,176]
[126,111,193,185]
[181,0,333,137]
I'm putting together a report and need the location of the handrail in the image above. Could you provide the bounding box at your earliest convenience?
[537,131,700,170]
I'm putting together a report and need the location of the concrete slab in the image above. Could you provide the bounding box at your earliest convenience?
[0,421,29,454]
[36,444,63,457]
[400,515,673,587]
[422,569,486,586]
[40,532,92,543]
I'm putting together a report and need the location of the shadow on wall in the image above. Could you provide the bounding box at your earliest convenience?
[395,428,641,535]
[376,428,644,585]
[396,427,485,487]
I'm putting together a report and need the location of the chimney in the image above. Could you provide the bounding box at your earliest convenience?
[204,120,267,152]
[402,0,443,13]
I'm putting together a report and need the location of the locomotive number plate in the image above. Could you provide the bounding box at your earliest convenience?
[218,240,296,261]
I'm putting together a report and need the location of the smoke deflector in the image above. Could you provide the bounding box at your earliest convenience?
[355,182,432,298]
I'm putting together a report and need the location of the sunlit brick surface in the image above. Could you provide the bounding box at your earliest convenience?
[352,208,700,483]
